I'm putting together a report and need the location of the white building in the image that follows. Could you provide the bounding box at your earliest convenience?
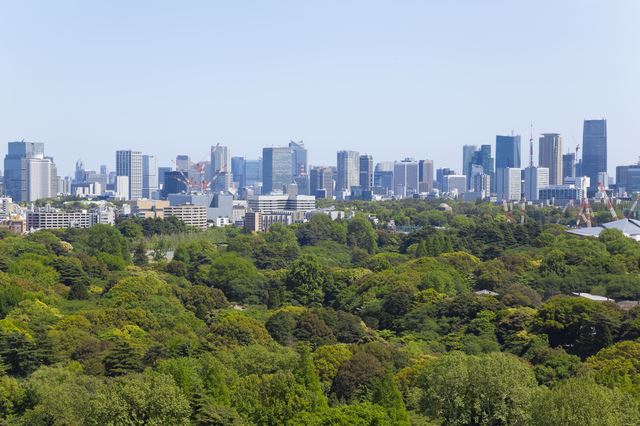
[523,166,549,201]
[393,159,419,198]
[497,168,522,201]
[142,154,158,199]
[116,150,143,200]
[247,194,316,213]
[443,175,466,196]
[336,150,360,193]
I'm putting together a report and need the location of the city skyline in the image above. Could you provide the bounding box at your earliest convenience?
[2,2,638,175]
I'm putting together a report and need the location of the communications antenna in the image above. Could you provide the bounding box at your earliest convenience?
[529,122,534,167]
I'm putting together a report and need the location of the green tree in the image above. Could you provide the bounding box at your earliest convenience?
[531,377,640,426]
[285,255,327,306]
[371,371,410,425]
[347,216,377,254]
[80,224,131,262]
[88,371,191,425]
[331,351,385,402]
[295,345,328,412]
[418,351,537,426]
[207,253,267,304]
[103,341,142,376]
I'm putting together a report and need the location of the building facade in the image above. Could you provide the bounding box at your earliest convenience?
[336,150,360,193]
[538,133,563,185]
[142,154,158,198]
[582,119,607,191]
[116,150,143,200]
[523,166,549,201]
[262,147,293,194]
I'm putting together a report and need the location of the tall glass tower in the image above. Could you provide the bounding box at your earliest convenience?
[582,119,607,191]
[262,147,293,194]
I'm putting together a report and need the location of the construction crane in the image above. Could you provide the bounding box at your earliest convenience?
[598,183,618,221]
[576,197,593,228]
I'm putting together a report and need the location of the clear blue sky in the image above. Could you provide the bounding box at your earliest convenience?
[1,1,638,176]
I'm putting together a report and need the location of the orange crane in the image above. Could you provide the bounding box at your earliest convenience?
[576,197,593,228]
[598,183,618,221]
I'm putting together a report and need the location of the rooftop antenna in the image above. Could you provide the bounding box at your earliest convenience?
[529,122,534,168]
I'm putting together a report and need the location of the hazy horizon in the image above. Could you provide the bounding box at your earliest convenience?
[2,1,638,176]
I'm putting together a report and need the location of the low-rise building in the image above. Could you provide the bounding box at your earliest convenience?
[247,194,315,213]
[164,204,208,229]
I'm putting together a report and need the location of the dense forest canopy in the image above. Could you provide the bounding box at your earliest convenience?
[0,199,639,425]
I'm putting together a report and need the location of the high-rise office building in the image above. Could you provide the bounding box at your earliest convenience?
[162,171,188,197]
[462,145,478,188]
[616,163,640,195]
[496,135,521,169]
[116,150,143,200]
[310,166,333,199]
[538,133,563,185]
[244,159,262,188]
[262,147,293,194]
[473,145,495,193]
[524,166,549,201]
[175,155,191,172]
[142,154,158,199]
[443,175,467,195]
[582,119,607,191]
[418,159,434,193]
[436,168,455,192]
[497,168,522,201]
[394,159,419,198]
[211,145,232,192]
[158,167,172,190]
[562,153,576,180]
[289,141,307,177]
[336,150,360,193]
[373,162,394,195]
[359,155,373,191]
[231,156,245,185]
[3,141,57,202]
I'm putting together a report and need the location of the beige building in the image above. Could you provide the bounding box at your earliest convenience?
[164,204,208,229]
[131,199,170,219]
[539,133,563,185]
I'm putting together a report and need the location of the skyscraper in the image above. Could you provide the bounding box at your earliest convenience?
[562,153,576,180]
[211,145,232,192]
[497,168,522,201]
[3,141,57,202]
[289,141,307,177]
[496,135,521,169]
[538,133,563,185]
[243,159,262,188]
[175,155,191,172]
[436,168,455,192]
[582,119,607,190]
[310,166,334,199]
[418,159,434,192]
[142,154,158,198]
[394,159,419,198]
[462,145,478,187]
[359,155,373,191]
[336,150,360,193]
[158,166,172,190]
[524,166,549,201]
[231,156,245,185]
[262,147,293,194]
[116,150,143,200]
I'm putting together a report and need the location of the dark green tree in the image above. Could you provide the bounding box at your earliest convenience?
[103,341,142,376]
